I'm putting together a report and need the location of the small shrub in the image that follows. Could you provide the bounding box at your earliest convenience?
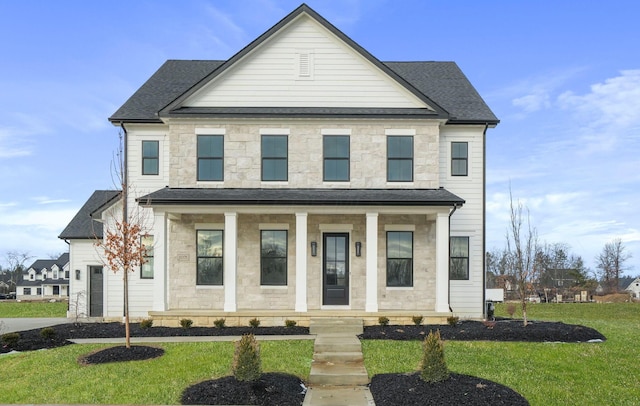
[2,332,20,346]
[140,319,154,329]
[378,316,390,326]
[249,318,260,328]
[40,327,56,339]
[232,334,262,382]
[214,318,226,328]
[507,304,517,318]
[412,315,423,325]
[446,316,459,326]
[420,330,449,383]
[180,319,193,329]
[285,319,297,328]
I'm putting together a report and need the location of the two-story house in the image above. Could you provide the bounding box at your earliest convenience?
[64,4,497,325]
[16,253,70,299]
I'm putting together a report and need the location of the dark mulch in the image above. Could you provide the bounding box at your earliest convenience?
[360,319,606,342]
[181,372,306,406]
[1,322,309,354]
[370,372,529,406]
[79,345,165,365]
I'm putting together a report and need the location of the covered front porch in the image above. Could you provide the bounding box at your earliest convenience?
[141,188,463,325]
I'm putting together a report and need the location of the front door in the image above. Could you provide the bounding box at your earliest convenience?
[89,266,103,317]
[323,233,349,305]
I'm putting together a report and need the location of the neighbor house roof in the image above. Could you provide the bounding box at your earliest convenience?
[110,4,497,125]
[137,187,464,207]
[58,190,121,240]
[26,253,69,273]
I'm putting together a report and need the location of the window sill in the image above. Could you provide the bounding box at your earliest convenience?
[385,286,414,290]
[196,285,224,289]
[260,285,288,290]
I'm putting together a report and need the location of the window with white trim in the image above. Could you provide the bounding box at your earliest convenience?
[450,236,470,280]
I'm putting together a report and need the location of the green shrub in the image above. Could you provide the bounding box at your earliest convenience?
[446,316,459,326]
[1,332,20,346]
[40,327,56,339]
[232,334,262,382]
[180,319,193,329]
[140,319,154,329]
[248,318,260,328]
[378,316,389,326]
[285,319,297,328]
[214,318,226,328]
[412,315,423,325]
[420,329,449,383]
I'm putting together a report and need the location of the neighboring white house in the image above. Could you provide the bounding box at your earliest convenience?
[16,253,70,299]
[63,4,498,325]
[625,277,640,299]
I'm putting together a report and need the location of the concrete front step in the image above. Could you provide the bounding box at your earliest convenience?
[314,334,363,353]
[314,351,363,363]
[309,361,370,385]
[309,318,364,335]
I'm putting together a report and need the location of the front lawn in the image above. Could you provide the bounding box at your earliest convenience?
[0,301,67,317]
[363,302,640,406]
[0,340,313,404]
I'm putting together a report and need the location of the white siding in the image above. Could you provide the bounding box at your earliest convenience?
[67,240,103,318]
[439,125,486,318]
[185,16,428,109]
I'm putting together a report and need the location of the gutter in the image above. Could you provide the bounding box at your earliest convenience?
[482,123,489,319]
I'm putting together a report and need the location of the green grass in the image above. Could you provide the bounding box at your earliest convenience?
[363,302,640,406]
[0,340,314,404]
[0,301,67,317]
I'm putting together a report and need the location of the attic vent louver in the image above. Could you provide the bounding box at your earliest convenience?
[296,51,313,80]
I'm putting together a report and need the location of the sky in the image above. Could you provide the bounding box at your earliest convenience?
[0,0,638,276]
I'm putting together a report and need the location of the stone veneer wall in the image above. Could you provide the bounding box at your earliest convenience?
[168,120,439,189]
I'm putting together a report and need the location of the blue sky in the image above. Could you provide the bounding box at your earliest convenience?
[1,0,638,275]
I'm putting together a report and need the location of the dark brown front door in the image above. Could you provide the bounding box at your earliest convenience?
[323,233,349,305]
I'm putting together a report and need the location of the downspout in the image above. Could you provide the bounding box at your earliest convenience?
[120,122,128,320]
[448,202,461,313]
[482,123,489,319]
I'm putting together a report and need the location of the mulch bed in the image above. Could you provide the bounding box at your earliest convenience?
[79,345,165,365]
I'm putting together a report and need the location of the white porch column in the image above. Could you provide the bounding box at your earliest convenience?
[435,211,450,313]
[295,212,308,312]
[152,211,167,311]
[365,212,379,312]
[224,212,237,312]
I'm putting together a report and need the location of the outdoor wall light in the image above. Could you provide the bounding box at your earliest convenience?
[311,241,318,257]
[355,241,362,257]
[75,269,81,280]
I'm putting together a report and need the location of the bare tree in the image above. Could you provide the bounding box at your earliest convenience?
[596,238,632,293]
[94,131,150,348]
[505,190,539,326]
[4,251,32,291]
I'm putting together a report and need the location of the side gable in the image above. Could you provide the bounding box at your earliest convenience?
[58,190,120,240]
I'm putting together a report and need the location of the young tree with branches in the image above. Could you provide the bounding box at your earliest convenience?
[506,190,539,326]
[596,238,632,293]
[95,131,150,348]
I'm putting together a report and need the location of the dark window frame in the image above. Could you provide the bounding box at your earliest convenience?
[387,136,414,182]
[261,135,288,181]
[141,235,154,279]
[451,142,468,176]
[197,135,224,181]
[196,229,224,286]
[386,231,414,287]
[323,135,350,182]
[142,140,159,175]
[260,230,288,286]
[450,236,470,280]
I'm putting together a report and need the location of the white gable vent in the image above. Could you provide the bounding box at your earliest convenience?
[296,51,314,80]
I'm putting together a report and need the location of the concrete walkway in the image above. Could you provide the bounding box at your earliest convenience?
[0,318,70,333]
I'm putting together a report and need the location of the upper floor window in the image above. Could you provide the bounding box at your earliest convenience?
[450,236,469,280]
[386,231,413,287]
[197,230,223,285]
[197,135,224,181]
[323,135,350,181]
[262,135,288,181]
[451,142,468,176]
[387,136,413,182]
[141,235,154,279]
[64,270,69,279]
[142,141,159,175]
[53,269,59,279]
[261,230,288,286]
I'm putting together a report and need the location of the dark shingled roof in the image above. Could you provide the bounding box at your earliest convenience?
[58,190,120,240]
[109,5,497,125]
[26,253,69,272]
[137,188,464,207]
